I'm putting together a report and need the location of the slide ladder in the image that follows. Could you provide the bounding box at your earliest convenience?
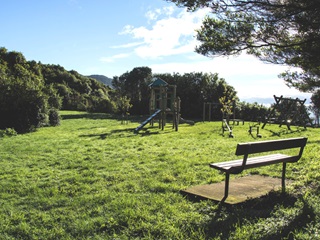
[134,109,162,133]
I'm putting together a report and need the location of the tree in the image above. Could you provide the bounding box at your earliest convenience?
[40,63,115,112]
[166,0,320,92]
[112,67,153,115]
[237,101,268,122]
[0,47,116,132]
[310,90,320,125]
[0,74,48,133]
[154,72,237,118]
[116,96,132,115]
[219,88,235,122]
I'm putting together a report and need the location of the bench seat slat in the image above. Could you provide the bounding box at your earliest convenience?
[209,153,298,173]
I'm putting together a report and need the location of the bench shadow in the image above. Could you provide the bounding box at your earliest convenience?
[184,191,315,239]
[304,139,320,144]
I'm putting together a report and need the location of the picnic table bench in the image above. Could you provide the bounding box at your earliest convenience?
[209,137,308,201]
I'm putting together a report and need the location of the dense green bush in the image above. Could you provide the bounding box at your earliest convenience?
[0,74,48,133]
[237,101,269,122]
[0,47,117,133]
[48,108,61,126]
[0,128,17,137]
[87,96,117,113]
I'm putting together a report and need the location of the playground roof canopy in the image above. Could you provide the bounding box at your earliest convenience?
[149,77,168,88]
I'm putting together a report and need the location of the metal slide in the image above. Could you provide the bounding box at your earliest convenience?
[134,109,162,133]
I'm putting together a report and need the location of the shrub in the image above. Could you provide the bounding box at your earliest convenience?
[0,128,17,137]
[48,108,60,126]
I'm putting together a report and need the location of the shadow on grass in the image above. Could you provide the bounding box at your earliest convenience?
[305,139,320,144]
[137,129,161,137]
[79,128,136,139]
[78,126,164,139]
[61,113,115,120]
[61,112,146,124]
[264,127,307,137]
[187,191,315,239]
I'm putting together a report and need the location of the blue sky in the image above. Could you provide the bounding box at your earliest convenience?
[1,0,312,102]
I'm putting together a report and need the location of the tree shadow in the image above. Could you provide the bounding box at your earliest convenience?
[61,112,146,123]
[61,113,116,120]
[78,123,179,139]
[193,191,315,239]
[138,129,160,137]
[264,127,307,137]
[79,128,136,139]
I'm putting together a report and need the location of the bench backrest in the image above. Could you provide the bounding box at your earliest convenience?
[235,137,308,157]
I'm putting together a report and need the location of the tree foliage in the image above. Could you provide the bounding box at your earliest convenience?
[310,90,320,125]
[237,102,268,122]
[112,67,153,115]
[40,64,115,112]
[166,0,320,93]
[116,96,132,115]
[112,68,239,118]
[1,46,271,133]
[0,49,48,133]
[154,72,237,118]
[0,47,116,133]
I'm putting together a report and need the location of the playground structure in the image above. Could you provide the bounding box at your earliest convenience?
[134,78,181,133]
[203,101,244,138]
[222,119,234,138]
[202,95,312,138]
[203,101,244,123]
[135,90,313,135]
[248,122,262,138]
[204,100,264,138]
[262,95,313,130]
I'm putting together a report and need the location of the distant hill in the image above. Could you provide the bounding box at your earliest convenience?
[89,75,113,87]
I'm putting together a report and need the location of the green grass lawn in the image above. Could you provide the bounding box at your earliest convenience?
[0,111,319,239]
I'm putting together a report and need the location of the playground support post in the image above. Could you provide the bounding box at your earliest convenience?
[203,102,220,121]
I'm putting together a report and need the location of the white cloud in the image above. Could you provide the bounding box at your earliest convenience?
[150,54,286,77]
[120,7,210,59]
[111,42,144,49]
[145,6,175,22]
[149,53,311,100]
[100,53,130,63]
[119,25,135,35]
[145,10,159,22]
[111,6,311,101]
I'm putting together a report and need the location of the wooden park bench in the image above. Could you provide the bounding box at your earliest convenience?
[209,137,308,201]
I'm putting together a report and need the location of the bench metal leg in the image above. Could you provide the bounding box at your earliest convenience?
[223,173,230,201]
[282,162,286,193]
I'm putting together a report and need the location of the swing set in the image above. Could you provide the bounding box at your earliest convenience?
[262,95,313,130]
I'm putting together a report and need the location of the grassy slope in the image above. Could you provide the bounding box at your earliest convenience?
[0,111,319,239]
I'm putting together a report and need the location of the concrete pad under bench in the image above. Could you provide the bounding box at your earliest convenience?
[181,175,291,204]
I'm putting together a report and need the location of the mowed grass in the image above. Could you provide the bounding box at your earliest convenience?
[0,111,319,239]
